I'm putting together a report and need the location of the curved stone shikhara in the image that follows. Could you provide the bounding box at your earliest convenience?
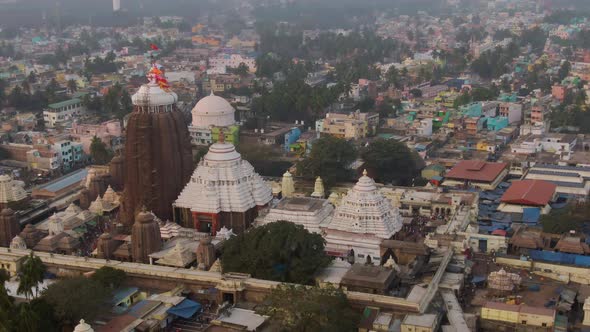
[120,79,193,225]
[175,141,272,214]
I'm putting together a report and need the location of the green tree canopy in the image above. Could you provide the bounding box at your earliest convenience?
[541,202,590,234]
[221,221,331,284]
[90,136,112,165]
[257,284,358,332]
[91,266,127,290]
[297,136,357,187]
[42,277,110,325]
[361,138,419,185]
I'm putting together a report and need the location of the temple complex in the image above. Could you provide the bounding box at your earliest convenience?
[258,197,334,234]
[0,208,19,247]
[188,92,239,146]
[119,65,193,226]
[0,174,27,209]
[131,210,163,263]
[174,133,272,235]
[322,170,403,262]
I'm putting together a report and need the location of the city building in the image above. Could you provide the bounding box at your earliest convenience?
[322,170,403,262]
[174,134,272,235]
[524,164,590,197]
[208,54,256,74]
[43,98,86,128]
[70,120,123,154]
[318,111,379,139]
[498,180,557,215]
[119,66,193,225]
[443,160,509,190]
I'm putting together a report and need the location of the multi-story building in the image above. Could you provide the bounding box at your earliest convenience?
[53,140,83,171]
[318,111,379,139]
[498,102,523,124]
[43,98,86,128]
[70,120,123,154]
[208,54,256,73]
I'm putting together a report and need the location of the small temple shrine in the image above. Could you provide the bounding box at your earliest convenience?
[174,132,272,235]
[321,170,403,262]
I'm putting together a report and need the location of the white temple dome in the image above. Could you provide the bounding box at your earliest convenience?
[204,142,241,163]
[324,170,402,239]
[65,203,82,214]
[132,82,178,108]
[175,141,272,214]
[10,235,26,249]
[48,214,64,236]
[74,319,94,332]
[0,174,27,204]
[191,93,236,127]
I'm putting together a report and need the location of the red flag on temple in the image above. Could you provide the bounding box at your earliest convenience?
[149,43,159,50]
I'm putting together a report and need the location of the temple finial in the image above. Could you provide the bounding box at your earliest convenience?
[362,169,368,176]
[218,130,225,144]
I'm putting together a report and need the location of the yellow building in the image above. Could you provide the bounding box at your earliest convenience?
[401,314,440,332]
[481,302,555,328]
[320,111,379,139]
[0,254,25,277]
[481,302,520,324]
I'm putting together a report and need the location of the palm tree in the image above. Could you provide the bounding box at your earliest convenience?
[16,302,40,332]
[17,253,45,300]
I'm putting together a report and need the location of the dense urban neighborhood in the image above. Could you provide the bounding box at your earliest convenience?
[0,0,590,331]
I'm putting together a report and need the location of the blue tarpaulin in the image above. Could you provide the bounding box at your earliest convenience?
[167,299,202,319]
[523,208,541,224]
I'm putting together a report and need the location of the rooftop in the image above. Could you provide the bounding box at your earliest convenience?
[500,180,556,206]
[445,160,508,182]
[48,98,82,110]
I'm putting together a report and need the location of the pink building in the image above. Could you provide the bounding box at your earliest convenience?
[70,120,122,153]
[551,85,568,102]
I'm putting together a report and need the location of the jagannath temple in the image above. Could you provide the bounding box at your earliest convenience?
[119,64,193,225]
[173,133,272,235]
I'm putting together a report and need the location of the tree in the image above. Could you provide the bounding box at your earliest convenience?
[234,62,250,77]
[67,79,78,94]
[17,252,45,300]
[558,60,571,81]
[257,284,358,332]
[42,277,110,325]
[221,221,331,284]
[541,202,590,234]
[385,66,401,89]
[91,267,127,290]
[361,138,418,185]
[409,88,422,98]
[296,136,357,187]
[0,79,6,107]
[90,136,112,165]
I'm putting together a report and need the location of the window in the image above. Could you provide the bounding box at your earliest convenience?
[521,321,527,325]
[542,323,547,327]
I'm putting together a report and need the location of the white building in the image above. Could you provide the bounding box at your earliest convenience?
[524,164,590,197]
[322,170,403,262]
[188,93,237,146]
[0,175,27,206]
[258,197,334,234]
[208,54,256,73]
[174,136,272,234]
[43,99,86,128]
